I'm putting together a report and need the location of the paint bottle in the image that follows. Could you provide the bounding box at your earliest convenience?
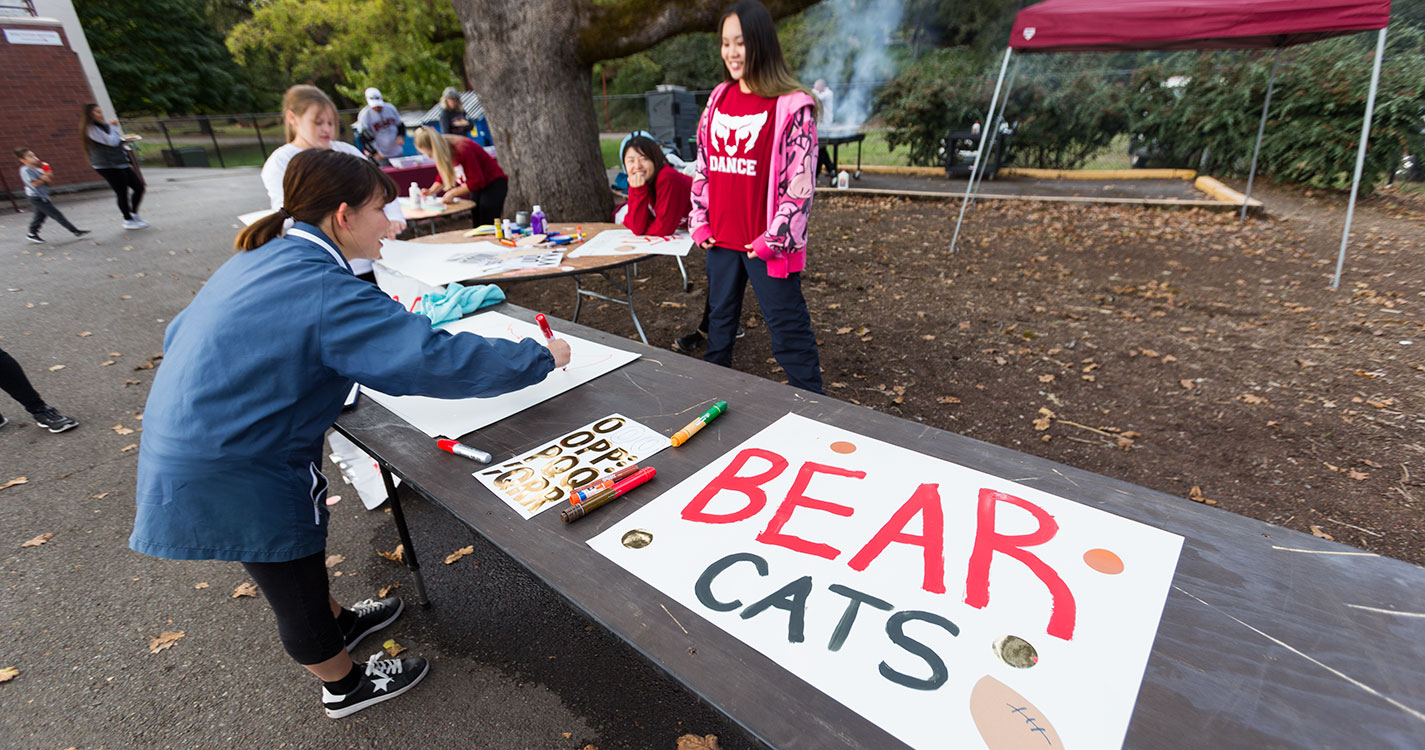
[408,181,421,206]
[494,217,504,240]
[972,120,981,136]
[836,170,850,190]
[530,205,547,234]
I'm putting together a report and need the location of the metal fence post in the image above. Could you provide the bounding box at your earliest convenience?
[159,120,174,154]
[252,114,267,158]
[206,117,226,168]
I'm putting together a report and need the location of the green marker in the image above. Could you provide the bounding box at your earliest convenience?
[670,400,728,447]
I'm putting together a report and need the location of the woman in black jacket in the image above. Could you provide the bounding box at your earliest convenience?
[80,103,147,230]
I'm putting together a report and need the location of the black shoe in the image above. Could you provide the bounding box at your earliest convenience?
[736,325,746,339]
[73,229,91,237]
[323,654,429,718]
[342,596,404,652]
[672,331,706,354]
[0,415,8,429]
[32,406,78,433]
[25,233,44,244]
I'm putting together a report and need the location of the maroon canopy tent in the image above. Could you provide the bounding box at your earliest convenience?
[951,0,1394,287]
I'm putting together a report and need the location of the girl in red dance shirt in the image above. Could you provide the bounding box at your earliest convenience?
[688,0,821,393]
[620,136,691,236]
[413,127,508,228]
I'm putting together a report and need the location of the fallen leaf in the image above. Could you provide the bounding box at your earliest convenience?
[1240,394,1267,405]
[119,295,132,300]
[1295,358,1317,368]
[382,639,407,657]
[1347,469,1369,481]
[120,444,138,453]
[47,364,65,371]
[921,334,936,341]
[112,424,135,435]
[99,360,116,367]
[1,477,28,491]
[1362,459,1383,468]
[1365,399,1394,409]
[378,544,405,564]
[835,327,852,335]
[325,554,345,568]
[0,666,18,682]
[1309,525,1334,541]
[378,582,399,597]
[1140,349,1160,358]
[76,331,92,337]
[89,492,109,499]
[1352,369,1382,378]
[194,582,209,589]
[677,735,721,750]
[1081,374,1096,382]
[1037,374,1055,383]
[1188,486,1218,506]
[232,582,258,598]
[124,379,141,386]
[1179,379,1196,390]
[148,631,185,653]
[444,545,475,564]
[658,301,685,309]
[21,532,53,547]
[1161,354,1178,364]
[936,396,961,404]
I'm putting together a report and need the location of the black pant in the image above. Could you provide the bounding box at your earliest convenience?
[470,177,508,228]
[704,246,823,393]
[0,347,46,414]
[240,550,344,665]
[95,167,144,220]
[27,197,80,235]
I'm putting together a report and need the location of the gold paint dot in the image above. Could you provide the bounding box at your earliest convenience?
[830,441,857,454]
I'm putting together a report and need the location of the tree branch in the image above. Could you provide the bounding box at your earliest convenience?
[578,0,821,65]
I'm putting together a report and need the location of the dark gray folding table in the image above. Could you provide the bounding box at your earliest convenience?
[335,304,1425,749]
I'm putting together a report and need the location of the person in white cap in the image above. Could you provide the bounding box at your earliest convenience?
[355,87,405,164]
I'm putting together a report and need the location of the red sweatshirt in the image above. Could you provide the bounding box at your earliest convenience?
[451,138,506,192]
[623,166,692,236]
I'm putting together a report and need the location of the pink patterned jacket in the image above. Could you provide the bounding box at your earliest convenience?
[689,82,818,279]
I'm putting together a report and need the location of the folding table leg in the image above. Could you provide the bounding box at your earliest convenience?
[380,465,431,608]
[571,275,585,323]
[675,255,690,292]
[623,264,648,344]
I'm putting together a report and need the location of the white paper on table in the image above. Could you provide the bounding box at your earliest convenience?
[377,238,509,286]
[361,311,641,439]
[472,414,669,518]
[564,228,693,258]
[588,413,1183,750]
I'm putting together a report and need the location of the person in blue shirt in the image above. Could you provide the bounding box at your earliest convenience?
[130,149,570,718]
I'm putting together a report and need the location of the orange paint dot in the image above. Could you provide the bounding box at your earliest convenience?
[1084,548,1124,575]
[830,441,857,454]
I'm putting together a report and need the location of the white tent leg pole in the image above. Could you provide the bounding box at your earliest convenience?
[969,59,1019,209]
[1242,48,1280,221]
[950,47,1012,254]
[1333,27,1387,289]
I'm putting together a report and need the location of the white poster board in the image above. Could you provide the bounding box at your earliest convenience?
[361,311,640,439]
[473,414,669,518]
[565,228,693,258]
[589,413,1182,750]
[377,239,564,287]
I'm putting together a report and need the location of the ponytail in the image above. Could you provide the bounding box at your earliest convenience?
[235,149,396,251]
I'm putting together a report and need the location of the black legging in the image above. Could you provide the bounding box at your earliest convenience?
[95,167,144,220]
[241,549,345,665]
[469,176,508,228]
[0,347,46,414]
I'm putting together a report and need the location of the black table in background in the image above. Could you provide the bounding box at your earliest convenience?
[336,304,1425,750]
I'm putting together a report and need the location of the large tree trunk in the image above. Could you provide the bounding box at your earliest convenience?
[454,0,611,222]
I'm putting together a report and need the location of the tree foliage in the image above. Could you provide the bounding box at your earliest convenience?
[1128,30,1425,192]
[226,0,466,110]
[75,0,253,116]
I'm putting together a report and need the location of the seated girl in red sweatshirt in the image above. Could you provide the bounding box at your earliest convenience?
[618,136,691,236]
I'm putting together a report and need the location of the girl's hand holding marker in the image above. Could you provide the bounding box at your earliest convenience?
[535,313,571,369]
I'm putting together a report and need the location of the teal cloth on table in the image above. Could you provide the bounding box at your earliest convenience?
[419,282,506,327]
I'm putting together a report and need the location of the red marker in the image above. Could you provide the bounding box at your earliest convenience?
[561,466,656,523]
[437,438,492,464]
[535,313,555,341]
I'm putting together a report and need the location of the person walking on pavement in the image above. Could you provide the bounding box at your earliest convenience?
[81,103,147,230]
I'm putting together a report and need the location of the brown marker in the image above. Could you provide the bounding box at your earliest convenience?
[561,467,656,523]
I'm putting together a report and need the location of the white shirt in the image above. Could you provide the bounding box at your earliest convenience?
[260,141,405,276]
[356,105,404,158]
[815,87,835,128]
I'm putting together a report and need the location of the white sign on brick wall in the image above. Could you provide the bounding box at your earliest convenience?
[4,28,63,47]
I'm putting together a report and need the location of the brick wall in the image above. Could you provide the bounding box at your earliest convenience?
[0,20,104,195]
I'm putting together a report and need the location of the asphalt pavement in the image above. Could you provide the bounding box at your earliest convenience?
[0,168,754,750]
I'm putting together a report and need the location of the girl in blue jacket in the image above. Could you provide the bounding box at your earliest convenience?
[130,149,570,718]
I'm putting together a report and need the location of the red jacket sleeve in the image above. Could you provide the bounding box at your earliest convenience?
[623,184,653,234]
[455,140,505,192]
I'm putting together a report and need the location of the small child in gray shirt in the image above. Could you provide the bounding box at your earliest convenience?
[14,147,88,243]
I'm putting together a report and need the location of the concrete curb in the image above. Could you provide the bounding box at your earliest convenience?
[816,186,1256,211]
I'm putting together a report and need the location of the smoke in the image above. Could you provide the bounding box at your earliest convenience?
[799,0,908,132]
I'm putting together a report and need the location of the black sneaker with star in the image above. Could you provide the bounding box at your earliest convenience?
[31,405,78,433]
[322,654,429,718]
[342,596,404,652]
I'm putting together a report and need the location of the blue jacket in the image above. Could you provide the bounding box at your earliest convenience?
[130,223,554,562]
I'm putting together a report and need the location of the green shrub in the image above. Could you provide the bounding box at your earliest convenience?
[1128,31,1425,192]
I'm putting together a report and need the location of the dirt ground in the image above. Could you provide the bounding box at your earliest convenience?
[495,179,1425,565]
